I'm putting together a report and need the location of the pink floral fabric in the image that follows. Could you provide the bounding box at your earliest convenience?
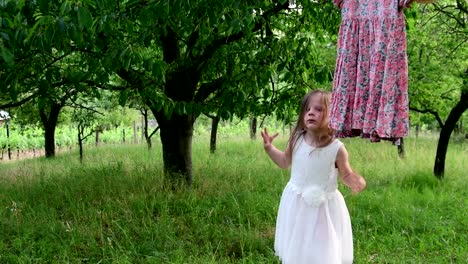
[330,0,413,144]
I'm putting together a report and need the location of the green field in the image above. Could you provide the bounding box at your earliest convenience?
[0,132,467,263]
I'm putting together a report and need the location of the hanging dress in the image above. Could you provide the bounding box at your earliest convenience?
[275,137,353,264]
[330,0,414,144]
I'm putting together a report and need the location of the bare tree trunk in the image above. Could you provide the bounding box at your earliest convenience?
[141,108,153,149]
[95,130,100,146]
[141,115,145,142]
[133,121,138,144]
[250,116,257,140]
[78,124,84,163]
[6,121,11,160]
[398,138,405,158]
[210,116,220,154]
[77,123,95,163]
[434,90,468,178]
[154,110,195,187]
[39,103,62,158]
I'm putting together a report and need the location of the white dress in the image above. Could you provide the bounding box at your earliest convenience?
[274,137,353,264]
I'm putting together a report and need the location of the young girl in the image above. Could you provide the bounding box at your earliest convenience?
[261,90,366,264]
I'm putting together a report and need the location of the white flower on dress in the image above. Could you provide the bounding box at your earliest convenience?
[301,185,329,207]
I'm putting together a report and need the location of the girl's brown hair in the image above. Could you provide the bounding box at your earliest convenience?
[287,90,334,158]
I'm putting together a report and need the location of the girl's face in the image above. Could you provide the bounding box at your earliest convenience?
[303,93,328,131]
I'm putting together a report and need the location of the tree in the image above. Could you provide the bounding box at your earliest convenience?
[139,106,159,150]
[71,103,103,163]
[2,0,342,186]
[406,0,468,178]
[94,0,341,186]
[0,0,105,157]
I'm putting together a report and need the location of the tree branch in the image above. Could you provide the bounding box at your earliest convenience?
[198,1,290,66]
[84,80,128,91]
[409,106,444,127]
[204,112,217,119]
[149,126,160,139]
[0,93,37,109]
[67,102,104,116]
[194,77,225,103]
[456,0,468,16]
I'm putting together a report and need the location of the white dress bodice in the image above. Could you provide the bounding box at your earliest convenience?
[287,137,343,206]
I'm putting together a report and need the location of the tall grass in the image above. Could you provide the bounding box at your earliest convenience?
[0,133,466,263]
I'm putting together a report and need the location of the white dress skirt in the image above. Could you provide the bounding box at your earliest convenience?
[274,138,354,264]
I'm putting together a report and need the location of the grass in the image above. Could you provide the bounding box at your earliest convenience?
[0,133,467,263]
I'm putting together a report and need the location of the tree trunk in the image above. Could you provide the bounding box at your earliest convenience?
[142,108,152,149]
[397,137,405,158]
[95,130,100,146]
[250,116,257,140]
[39,102,62,158]
[133,121,138,144]
[141,115,145,142]
[150,64,199,186]
[154,110,195,186]
[142,27,201,185]
[210,116,220,154]
[434,91,468,178]
[78,124,84,163]
[6,121,11,160]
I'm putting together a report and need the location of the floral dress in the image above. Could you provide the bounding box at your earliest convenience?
[330,0,414,144]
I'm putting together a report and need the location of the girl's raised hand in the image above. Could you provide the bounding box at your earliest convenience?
[261,128,279,151]
[346,172,366,194]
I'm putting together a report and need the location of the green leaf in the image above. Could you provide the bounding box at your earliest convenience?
[152,61,166,80]
[119,47,128,59]
[123,55,132,71]
[1,48,14,66]
[180,103,186,115]
[406,17,415,30]
[68,24,82,44]
[77,6,93,29]
[302,71,308,83]
[57,17,67,33]
[0,32,10,41]
[45,26,55,45]
[60,1,71,15]
[165,104,174,119]
[208,8,217,27]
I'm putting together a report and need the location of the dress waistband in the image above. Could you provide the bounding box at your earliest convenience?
[287,182,337,207]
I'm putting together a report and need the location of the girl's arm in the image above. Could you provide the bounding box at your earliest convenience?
[264,142,292,169]
[336,145,366,193]
[261,128,292,169]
